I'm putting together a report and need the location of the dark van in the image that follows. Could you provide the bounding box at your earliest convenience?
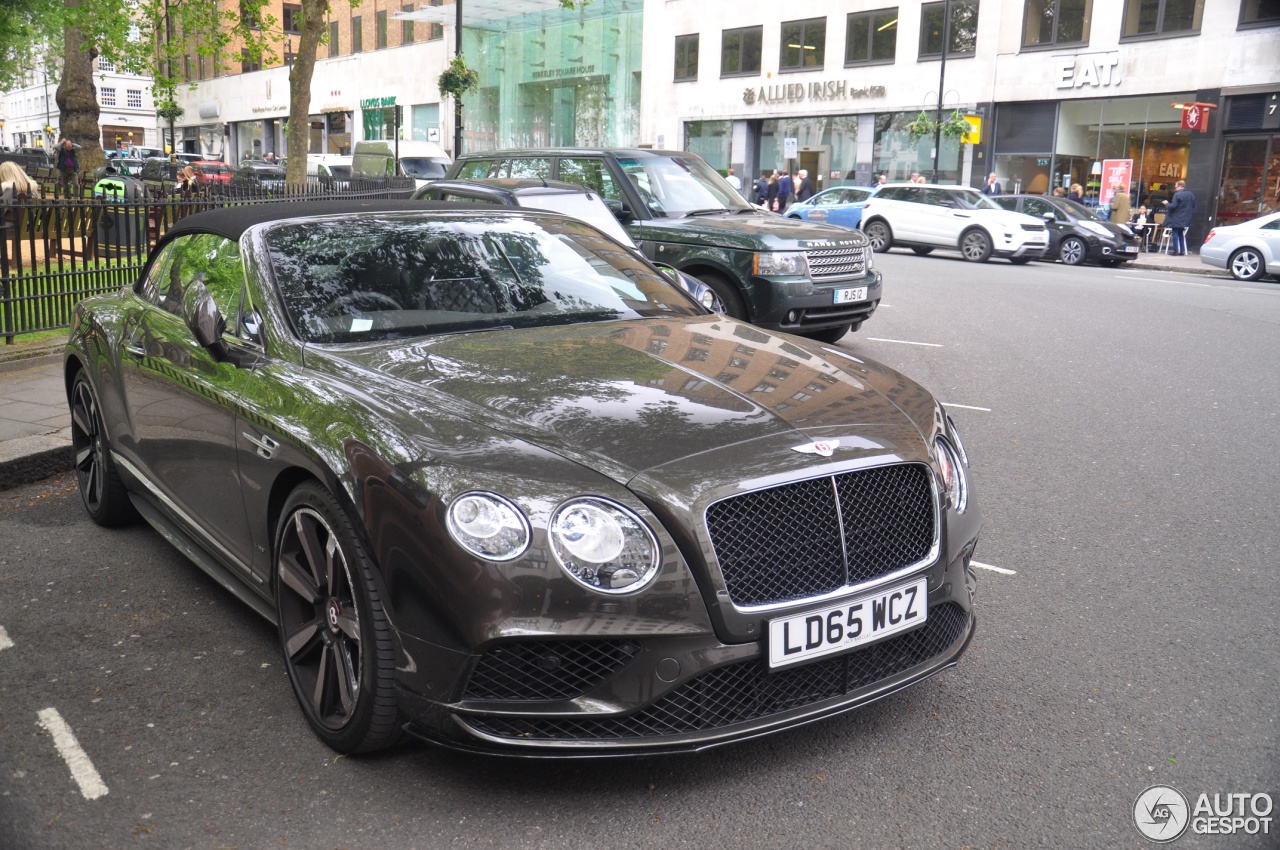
[448,148,881,342]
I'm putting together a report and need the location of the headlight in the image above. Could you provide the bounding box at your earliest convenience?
[945,414,969,466]
[550,498,660,594]
[446,492,530,561]
[1079,220,1111,237]
[933,437,968,514]
[754,251,809,276]
[863,244,875,269]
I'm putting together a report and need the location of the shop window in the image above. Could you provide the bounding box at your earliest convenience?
[376,11,388,49]
[1022,0,1091,47]
[845,8,898,66]
[329,21,340,57]
[1239,0,1280,26]
[352,16,363,53]
[1121,0,1204,38]
[675,34,698,82]
[720,26,762,77]
[780,17,826,71]
[919,0,979,58]
[402,4,415,43]
[283,4,301,34]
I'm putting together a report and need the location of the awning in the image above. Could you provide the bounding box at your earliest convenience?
[321,106,353,114]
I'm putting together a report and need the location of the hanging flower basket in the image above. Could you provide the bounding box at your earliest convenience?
[907,109,973,143]
[155,101,185,122]
[438,56,480,100]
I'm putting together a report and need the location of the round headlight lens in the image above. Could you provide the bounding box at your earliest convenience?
[446,492,530,561]
[946,414,969,466]
[550,498,660,594]
[933,437,968,514]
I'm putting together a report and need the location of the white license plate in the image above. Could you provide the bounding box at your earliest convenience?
[833,286,867,305]
[767,577,927,669]
[1121,246,1137,253]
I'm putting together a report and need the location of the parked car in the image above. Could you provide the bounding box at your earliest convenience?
[305,154,354,187]
[449,148,881,343]
[191,160,234,185]
[65,200,980,756]
[991,194,1139,267]
[413,178,722,309]
[858,183,1049,264]
[230,161,286,191]
[138,157,180,195]
[785,186,876,230]
[172,152,204,166]
[1199,211,1280,281]
[91,158,144,182]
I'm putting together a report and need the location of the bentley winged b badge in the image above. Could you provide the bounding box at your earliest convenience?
[791,439,840,458]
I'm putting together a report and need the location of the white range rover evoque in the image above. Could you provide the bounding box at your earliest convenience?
[859,183,1050,264]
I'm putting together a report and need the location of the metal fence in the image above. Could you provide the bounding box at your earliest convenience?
[0,180,417,342]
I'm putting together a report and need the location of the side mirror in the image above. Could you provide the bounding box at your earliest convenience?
[1042,212,1057,222]
[605,198,635,224]
[182,275,229,361]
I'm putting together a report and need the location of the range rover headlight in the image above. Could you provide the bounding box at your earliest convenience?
[933,437,968,514]
[754,251,810,277]
[446,492,530,561]
[550,498,660,594]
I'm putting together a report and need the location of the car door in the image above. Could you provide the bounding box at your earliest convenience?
[828,189,871,229]
[925,188,965,245]
[117,233,258,574]
[1022,198,1065,253]
[1258,218,1280,269]
[886,186,925,241]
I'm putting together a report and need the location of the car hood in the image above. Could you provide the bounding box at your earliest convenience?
[629,212,869,251]
[330,315,935,484]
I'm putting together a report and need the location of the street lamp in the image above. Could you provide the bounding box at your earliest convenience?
[454,0,464,158]
[931,0,951,182]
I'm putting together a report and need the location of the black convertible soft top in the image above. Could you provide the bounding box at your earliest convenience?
[161,199,504,243]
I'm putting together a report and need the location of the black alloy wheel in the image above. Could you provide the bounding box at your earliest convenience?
[69,371,136,527]
[959,229,993,262]
[911,246,934,256]
[864,220,892,252]
[1059,236,1087,266]
[1228,247,1266,281]
[275,482,401,753]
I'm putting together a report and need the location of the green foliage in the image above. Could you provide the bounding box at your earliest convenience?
[438,55,479,100]
[907,109,972,143]
[0,0,62,92]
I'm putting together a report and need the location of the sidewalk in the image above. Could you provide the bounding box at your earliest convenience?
[0,249,1233,490]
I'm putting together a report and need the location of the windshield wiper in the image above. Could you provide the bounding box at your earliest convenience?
[684,208,733,217]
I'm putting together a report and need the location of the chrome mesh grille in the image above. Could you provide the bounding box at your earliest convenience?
[464,640,641,701]
[806,246,866,280]
[466,603,969,741]
[706,463,935,607]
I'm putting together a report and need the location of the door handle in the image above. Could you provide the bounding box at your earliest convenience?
[242,431,279,460]
[952,212,971,218]
[124,343,146,358]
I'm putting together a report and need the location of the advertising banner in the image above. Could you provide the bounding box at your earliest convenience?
[1100,159,1134,207]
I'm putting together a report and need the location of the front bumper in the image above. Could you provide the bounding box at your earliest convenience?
[994,238,1050,259]
[750,270,884,333]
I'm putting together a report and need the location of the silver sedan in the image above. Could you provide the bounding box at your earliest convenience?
[1200,212,1280,281]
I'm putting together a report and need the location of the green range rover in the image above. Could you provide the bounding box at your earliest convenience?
[447,148,882,343]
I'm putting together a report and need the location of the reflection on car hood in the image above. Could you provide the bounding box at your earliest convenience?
[336,316,934,482]
[630,212,870,251]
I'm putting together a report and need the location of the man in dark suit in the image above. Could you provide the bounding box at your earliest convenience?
[982,172,1002,195]
[796,169,814,202]
[1162,180,1195,255]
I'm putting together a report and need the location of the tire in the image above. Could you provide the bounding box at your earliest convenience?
[799,324,852,344]
[1009,256,1034,265]
[911,246,934,256]
[1228,247,1266,281]
[275,481,402,753]
[697,272,748,321]
[69,371,137,527]
[1058,236,1087,266]
[959,229,993,263]
[863,220,892,253]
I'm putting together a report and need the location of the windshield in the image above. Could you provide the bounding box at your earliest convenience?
[616,155,751,218]
[265,213,702,344]
[401,157,450,179]
[952,189,1002,211]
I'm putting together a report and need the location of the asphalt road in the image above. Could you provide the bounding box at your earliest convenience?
[1,251,1277,849]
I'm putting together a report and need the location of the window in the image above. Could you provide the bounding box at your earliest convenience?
[376,11,388,49]
[402,4,415,43]
[283,4,301,34]
[140,235,245,328]
[329,21,340,56]
[182,55,191,82]
[1240,0,1280,25]
[674,34,698,81]
[780,17,826,70]
[352,16,363,53]
[846,8,898,65]
[428,0,444,39]
[919,0,980,57]
[239,0,260,29]
[1022,0,1090,46]
[720,26,762,76]
[97,58,115,73]
[241,49,261,73]
[127,89,142,108]
[101,87,117,106]
[1121,0,1204,37]
[558,158,621,201]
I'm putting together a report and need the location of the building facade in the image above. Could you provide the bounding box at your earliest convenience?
[640,0,1280,243]
[2,57,158,153]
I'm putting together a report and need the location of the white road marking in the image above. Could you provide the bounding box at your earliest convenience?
[940,403,991,412]
[36,708,108,800]
[1120,276,1213,287]
[865,337,943,347]
[0,625,13,651]
[971,560,1017,575]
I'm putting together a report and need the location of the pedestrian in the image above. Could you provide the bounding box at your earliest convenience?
[1067,183,1083,203]
[1109,182,1130,224]
[54,137,79,197]
[777,170,793,211]
[910,171,922,184]
[263,151,276,164]
[796,169,814,202]
[1052,186,1066,197]
[982,171,1002,195]
[0,160,40,199]
[753,172,769,205]
[766,171,779,211]
[877,173,887,188]
[725,167,741,194]
[174,166,199,197]
[1162,179,1195,255]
